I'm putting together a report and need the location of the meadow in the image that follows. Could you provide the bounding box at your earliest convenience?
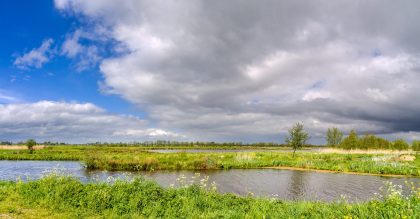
[0,175,418,218]
[0,145,418,176]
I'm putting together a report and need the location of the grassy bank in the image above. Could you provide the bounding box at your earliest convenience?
[0,146,418,176]
[84,151,419,176]
[0,175,418,218]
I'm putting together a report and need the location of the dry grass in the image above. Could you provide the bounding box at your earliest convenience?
[319,148,414,155]
[0,145,45,150]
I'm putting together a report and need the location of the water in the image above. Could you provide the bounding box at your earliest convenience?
[147,148,314,153]
[0,160,418,202]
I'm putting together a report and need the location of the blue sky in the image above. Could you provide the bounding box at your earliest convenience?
[1,0,420,143]
[0,1,137,115]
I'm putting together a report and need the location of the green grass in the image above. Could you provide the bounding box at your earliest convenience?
[0,175,418,218]
[1,146,419,176]
[84,151,419,176]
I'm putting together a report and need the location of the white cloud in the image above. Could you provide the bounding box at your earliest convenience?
[61,30,101,71]
[14,39,54,69]
[0,90,20,103]
[0,101,184,143]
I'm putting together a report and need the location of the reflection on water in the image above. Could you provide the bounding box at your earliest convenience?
[146,149,313,153]
[0,160,418,202]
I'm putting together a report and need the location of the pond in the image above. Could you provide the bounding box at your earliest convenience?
[0,160,417,202]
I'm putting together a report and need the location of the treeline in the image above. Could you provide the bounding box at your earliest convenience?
[0,141,67,146]
[326,128,419,151]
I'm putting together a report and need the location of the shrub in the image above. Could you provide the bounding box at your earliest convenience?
[339,130,358,149]
[393,139,409,150]
[25,139,36,153]
[413,141,420,151]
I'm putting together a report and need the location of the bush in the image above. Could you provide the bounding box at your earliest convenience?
[339,130,358,149]
[413,141,420,151]
[393,139,409,150]
[25,139,36,153]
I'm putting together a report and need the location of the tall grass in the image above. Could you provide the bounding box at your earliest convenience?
[1,146,418,176]
[84,151,420,176]
[0,175,418,218]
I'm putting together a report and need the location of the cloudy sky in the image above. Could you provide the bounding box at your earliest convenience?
[1,0,420,143]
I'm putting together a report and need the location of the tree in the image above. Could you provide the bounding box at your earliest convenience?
[285,122,309,156]
[393,139,409,150]
[339,130,358,149]
[326,127,343,147]
[25,139,36,154]
[412,141,420,152]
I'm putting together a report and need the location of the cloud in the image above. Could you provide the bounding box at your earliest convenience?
[0,90,20,104]
[0,101,184,143]
[61,30,101,71]
[14,39,54,69]
[55,0,420,142]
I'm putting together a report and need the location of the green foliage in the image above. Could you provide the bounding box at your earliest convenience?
[1,146,419,176]
[0,176,418,218]
[326,127,343,147]
[25,139,36,153]
[339,130,358,149]
[337,131,410,151]
[285,123,309,155]
[413,141,420,151]
[393,139,409,150]
[357,134,391,150]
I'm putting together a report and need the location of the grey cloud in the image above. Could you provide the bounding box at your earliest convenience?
[55,0,420,142]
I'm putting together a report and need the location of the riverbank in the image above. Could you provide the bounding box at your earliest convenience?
[266,166,416,177]
[0,146,418,176]
[0,175,418,218]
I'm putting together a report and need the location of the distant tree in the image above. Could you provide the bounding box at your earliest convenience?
[339,130,358,149]
[285,122,309,156]
[358,134,376,149]
[412,141,420,151]
[393,139,409,150]
[25,139,36,154]
[326,127,343,147]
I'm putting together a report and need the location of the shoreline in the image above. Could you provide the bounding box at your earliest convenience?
[265,166,418,178]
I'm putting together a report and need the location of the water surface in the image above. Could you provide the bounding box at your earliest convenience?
[146,148,314,153]
[0,160,417,202]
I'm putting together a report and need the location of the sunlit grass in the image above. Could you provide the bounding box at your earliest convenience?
[0,175,418,218]
[1,146,418,176]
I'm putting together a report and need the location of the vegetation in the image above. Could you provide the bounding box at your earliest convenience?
[1,140,307,147]
[393,139,409,150]
[0,175,418,218]
[0,146,418,176]
[413,141,420,152]
[25,139,36,154]
[326,127,343,147]
[285,122,309,156]
[82,151,419,176]
[337,130,411,150]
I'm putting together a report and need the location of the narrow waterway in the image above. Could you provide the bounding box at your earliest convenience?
[0,160,417,202]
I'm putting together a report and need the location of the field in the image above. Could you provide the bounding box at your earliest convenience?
[0,145,418,176]
[0,175,418,218]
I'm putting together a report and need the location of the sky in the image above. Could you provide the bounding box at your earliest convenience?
[1,0,420,144]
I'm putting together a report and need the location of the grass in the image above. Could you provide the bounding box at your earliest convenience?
[0,175,418,218]
[84,151,419,176]
[1,146,419,176]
